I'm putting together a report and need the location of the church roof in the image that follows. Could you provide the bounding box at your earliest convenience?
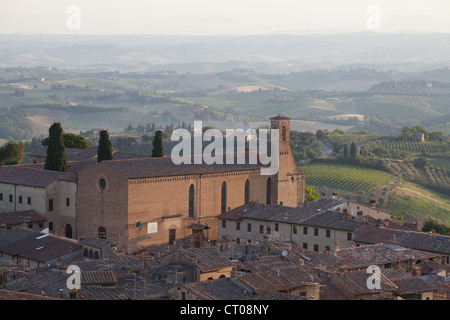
[270,115,290,120]
[99,155,262,179]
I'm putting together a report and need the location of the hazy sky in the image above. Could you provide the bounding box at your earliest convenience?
[1,0,449,35]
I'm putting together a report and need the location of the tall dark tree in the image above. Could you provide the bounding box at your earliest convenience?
[152,130,164,157]
[343,144,348,157]
[349,142,357,158]
[45,122,69,172]
[97,130,113,163]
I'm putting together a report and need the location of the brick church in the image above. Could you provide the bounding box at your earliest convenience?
[75,116,305,252]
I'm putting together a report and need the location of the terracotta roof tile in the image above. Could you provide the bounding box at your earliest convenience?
[178,278,254,300]
[100,155,261,179]
[336,243,439,269]
[0,166,77,187]
[354,227,450,255]
[0,210,46,226]
[0,228,82,263]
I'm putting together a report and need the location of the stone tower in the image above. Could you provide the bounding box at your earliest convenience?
[269,115,305,207]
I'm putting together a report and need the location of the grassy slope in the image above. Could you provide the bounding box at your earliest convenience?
[385,181,450,225]
[300,163,450,225]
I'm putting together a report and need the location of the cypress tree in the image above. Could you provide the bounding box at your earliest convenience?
[349,142,357,158]
[152,130,164,157]
[97,130,113,163]
[45,122,69,172]
[343,144,348,157]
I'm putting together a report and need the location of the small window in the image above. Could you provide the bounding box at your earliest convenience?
[314,244,319,252]
[260,225,264,234]
[9,194,13,203]
[236,238,240,244]
[0,193,3,201]
[347,233,352,241]
[66,198,70,206]
[247,223,252,232]
[99,178,107,190]
[275,223,279,232]
[303,243,308,249]
[98,227,107,239]
[293,225,297,234]
[222,220,226,228]
[18,196,22,204]
[48,199,54,211]
[49,222,54,231]
[135,221,142,231]
[236,222,240,230]
[385,263,392,269]
[27,197,31,205]
[326,230,331,238]
[314,228,319,236]
[266,226,271,235]
[303,227,308,235]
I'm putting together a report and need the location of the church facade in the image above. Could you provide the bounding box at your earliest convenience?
[75,116,305,252]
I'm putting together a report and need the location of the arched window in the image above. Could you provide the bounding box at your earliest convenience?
[65,224,73,239]
[266,177,271,205]
[94,251,99,259]
[221,181,227,213]
[188,184,195,218]
[83,248,88,257]
[282,126,287,141]
[244,179,250,204]
[98,227,106,239]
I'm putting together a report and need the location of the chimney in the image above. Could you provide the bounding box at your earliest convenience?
[333,241,340,256]
[332,192,338,199]
[370,199,376,208]
[262,234,269,256]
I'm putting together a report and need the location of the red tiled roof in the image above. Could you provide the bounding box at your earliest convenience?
[219,200,364,231]
[391,277,437,295]
[253,290,308,300]
[354,226,450,255]
[0,228,82,263]
[0,289,61,300]
[237,265,318,294]
[334,270,398,295]
[179,278,254,300]
[0,165,77,187]
[336,244,439,269]
[177,247,233,271]
[0,210,46,226]
[99,155,262,179]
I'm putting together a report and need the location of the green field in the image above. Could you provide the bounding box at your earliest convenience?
[381,139,450,154]
[352,96,441,122]
[386,181,450,225]
[300,163,392,194]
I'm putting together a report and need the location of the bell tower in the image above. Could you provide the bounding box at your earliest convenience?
[269,115,305,207]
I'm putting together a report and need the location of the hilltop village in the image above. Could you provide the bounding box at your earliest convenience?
[0,116,449,300]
